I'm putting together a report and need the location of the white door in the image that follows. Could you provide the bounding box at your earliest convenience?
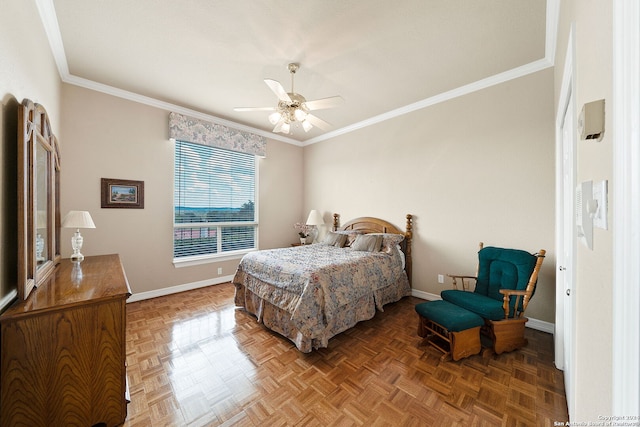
[612,0,640,414]
[557,85,576,418]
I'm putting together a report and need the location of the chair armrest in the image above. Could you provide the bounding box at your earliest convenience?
[498,289,530,318]
[498,289,528,296]
[447,274,477,291]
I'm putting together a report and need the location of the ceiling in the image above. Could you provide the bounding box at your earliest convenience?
[43,0,552,145]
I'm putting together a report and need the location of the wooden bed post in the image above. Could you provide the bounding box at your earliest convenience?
[405,214,413,286]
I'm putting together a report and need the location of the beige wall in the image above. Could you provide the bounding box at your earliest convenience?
[3,6,621,422]
[60,84,303,296]
[555,0,614,420]
[0,0,62,306]
[0,1,558,327]
[304,68,556,324]
[0,4,622,421]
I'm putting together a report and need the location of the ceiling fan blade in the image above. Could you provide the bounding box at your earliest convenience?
[234,106,275,112]
[305,114,331,130]
[304,96,344,111]
[264,79,292,103]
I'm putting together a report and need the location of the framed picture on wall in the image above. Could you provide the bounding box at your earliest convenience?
[101,178,144,209]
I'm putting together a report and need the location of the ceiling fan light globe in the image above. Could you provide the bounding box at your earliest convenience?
[281,122,291,134]
[302,120,313,132]
[294,108,308,121]
[268,112,281,125]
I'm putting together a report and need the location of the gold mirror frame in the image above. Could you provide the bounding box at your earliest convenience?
[18,99,61,300]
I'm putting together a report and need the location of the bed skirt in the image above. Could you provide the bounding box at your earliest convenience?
[233,273,411,353]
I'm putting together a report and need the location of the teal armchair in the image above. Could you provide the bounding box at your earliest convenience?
[440,243,546,354]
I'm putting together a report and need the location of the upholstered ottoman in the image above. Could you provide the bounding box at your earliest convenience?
[415,300,484,361]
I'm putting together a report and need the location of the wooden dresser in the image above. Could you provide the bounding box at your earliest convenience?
[0,254,131,427]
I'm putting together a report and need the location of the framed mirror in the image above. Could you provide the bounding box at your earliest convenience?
[18,99,61,300]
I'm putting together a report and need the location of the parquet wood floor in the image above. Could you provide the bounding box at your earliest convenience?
[124,283,568,426]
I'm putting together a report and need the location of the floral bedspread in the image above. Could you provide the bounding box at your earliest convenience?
[233,244,410,347]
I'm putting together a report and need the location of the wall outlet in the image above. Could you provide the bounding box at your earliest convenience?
[438,274,444,284]
[217,267,223,275]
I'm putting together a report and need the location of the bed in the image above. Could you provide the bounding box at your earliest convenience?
[233,213,413,352]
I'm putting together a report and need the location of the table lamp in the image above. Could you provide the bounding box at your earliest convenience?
[306,210,324,243]
[62,210,96,261]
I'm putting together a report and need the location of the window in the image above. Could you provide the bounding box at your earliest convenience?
[174,140,257,262]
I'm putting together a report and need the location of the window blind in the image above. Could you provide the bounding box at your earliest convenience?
[174,140,257,259]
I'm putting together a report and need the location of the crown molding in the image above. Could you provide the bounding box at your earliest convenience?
[63,74,302,146]
[35,0,68,77]
[304,58,554,146]
[545,0,561,65]
[33,0,302,147]
[35,0,558,148]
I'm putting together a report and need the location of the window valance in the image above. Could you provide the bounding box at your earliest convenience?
[169,112,266,157]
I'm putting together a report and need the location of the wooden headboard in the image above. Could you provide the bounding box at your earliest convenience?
[332,213,413,286]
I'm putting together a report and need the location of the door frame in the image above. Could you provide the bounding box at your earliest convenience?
[554,24,576,418]
[612,0,640,416]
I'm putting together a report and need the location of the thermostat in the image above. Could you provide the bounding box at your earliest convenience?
[578,99,605,141]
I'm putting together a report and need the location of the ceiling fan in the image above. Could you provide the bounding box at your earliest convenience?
[234,63,344,134]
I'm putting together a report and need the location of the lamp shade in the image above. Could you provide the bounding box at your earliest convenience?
[306,210,324,226]
[62,211,96,229]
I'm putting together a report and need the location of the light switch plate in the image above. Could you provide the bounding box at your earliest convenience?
[592,180,608,229]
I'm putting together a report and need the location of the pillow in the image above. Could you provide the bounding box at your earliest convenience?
[350,234,383,252]
[322,231,347,247]
[397,244,406,269]
[368,233,405,253]
[333,229,363,247]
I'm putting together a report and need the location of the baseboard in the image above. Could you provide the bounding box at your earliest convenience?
[525,317,555,334]
[0,289,17,314]
[127,275,235,303]
[411,289,441,301]
[410,289,555,335]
